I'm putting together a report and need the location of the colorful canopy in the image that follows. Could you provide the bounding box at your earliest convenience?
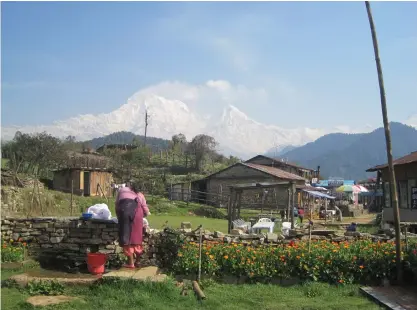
[303,190,336,200]
[336,185,369,193]
[335,185,361,193]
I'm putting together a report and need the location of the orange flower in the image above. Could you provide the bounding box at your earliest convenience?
[209,255,214,260]
[177,253,183,257]
[296,255,301,259]
[22,242,27,247]
[224,255,229,260]
[359,265,364,269]
[339,279,344,283]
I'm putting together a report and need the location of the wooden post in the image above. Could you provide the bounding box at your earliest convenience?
[237,190,242,219]
[227,189,233,234]
[365,1,402,283]
[291,182,296,229]
[308,222,312,253]
[70,179,74,216]
[324,198,328,224]
[404,224,409,252]
[287,188,291,222]
[198,226,202,282]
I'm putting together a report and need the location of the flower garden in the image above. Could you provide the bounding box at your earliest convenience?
[173,239,417,285]
[1,238,28,263]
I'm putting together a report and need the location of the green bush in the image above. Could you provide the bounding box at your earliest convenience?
[1,239,27,263]
[194,206,226,219]
[26,280,65,296]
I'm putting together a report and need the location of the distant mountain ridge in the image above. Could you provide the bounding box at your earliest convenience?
[278,122,417,180]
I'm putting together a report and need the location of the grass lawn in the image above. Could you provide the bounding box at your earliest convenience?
[1,267,381,310]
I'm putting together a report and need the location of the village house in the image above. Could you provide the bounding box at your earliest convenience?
[244,155,317,182]
[171,159,311,210]
[53,168,113,197]
[52,152,113,197]
[366,151,417,225]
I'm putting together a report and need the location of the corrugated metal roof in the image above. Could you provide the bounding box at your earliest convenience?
[246,155,314,171]
[243,163,306,181]
[366,151,417,172]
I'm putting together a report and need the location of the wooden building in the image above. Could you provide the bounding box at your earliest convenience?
[366,151,417,224]
[187,162,307,209]
[53,168,113,197]
[245,155,317,182]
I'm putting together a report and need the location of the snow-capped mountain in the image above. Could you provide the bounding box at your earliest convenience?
[1,92,415,157]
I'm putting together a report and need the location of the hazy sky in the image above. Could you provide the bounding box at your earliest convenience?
[2,1,417,130]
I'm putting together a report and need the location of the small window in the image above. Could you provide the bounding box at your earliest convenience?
[384,182,391,208]
[398,181,408,208]
[410,180,417,210]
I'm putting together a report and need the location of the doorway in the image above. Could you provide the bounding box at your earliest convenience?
[83,172,91,196]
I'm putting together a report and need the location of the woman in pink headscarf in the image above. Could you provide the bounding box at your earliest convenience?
[115,182,149,269]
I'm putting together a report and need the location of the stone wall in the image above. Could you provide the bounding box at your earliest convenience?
[1,217,398,273]
[0,217,162,272]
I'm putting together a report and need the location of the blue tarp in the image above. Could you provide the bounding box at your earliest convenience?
[303,190,336,200]
[314,180,355,187]
[359,191,383,197]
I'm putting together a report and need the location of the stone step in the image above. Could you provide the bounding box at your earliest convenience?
[102,266,168,282]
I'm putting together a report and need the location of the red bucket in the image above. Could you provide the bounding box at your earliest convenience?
[87,253,107,275]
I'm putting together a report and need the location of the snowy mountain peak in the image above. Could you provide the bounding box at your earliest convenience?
[2,89,416,157]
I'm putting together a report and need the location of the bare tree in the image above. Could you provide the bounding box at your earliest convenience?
[365,1,402,283]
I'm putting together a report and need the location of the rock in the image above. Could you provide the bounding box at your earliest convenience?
[32,223,49,229]
[214,231,224,238]
[26,295,81,307]
[230,229,244,236]
[181,222,192,230]
[223,236,232,243]
[266,233,278,243]
[203,234,213,241]
[11,233,20,241]
[311,230,336,236]
[50,236,64,244]
[239,234,260,240]
[301,235,321,241]
[344,231,361,237]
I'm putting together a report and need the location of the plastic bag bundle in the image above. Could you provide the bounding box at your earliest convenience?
[87,203,112,220]
[281,222,291,237]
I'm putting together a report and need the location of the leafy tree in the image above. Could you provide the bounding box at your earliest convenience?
[188,134,218,172]
[2,131,66,178]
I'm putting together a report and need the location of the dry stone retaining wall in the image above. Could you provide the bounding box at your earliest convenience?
[0,217,161,271]
[1,217,392,273]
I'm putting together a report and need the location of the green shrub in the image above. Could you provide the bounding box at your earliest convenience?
[1,239,27,263]
[26,280,65,296]
[194,206,226,219]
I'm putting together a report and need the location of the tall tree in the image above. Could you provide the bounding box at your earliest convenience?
[365,1,402,282]
[188,134,217,172]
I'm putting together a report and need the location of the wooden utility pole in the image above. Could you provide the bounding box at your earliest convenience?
[365,1,402,283]
[144,110,150,146]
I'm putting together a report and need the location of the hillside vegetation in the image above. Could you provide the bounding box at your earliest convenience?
[1,131,241,194]
[279,122,417,179]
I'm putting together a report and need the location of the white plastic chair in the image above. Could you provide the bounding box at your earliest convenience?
[258,218,272,223]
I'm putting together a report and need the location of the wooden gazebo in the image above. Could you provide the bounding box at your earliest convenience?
[227,181,297,233]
